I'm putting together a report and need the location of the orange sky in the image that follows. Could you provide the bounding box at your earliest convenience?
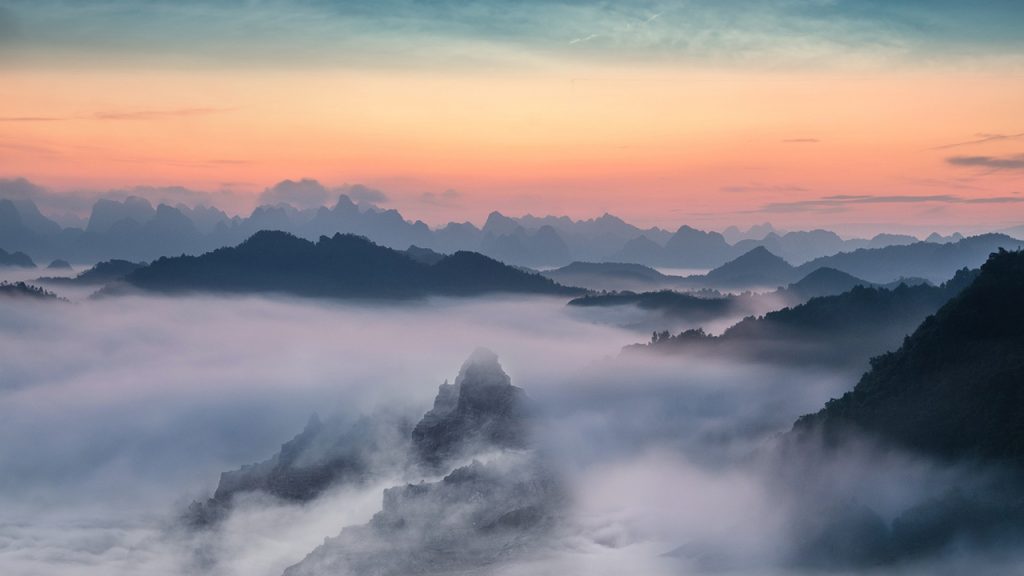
[2,63,1023,232]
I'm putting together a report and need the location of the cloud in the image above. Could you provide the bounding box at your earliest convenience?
[420,189,462,207]
[782,138,820,143]
[0,116,63,122]
[569,33,599,45]
[93,107,229,121]
[760,193,1024,213]
[720,183,809,194]
[930,132,1024,150]
[258,178,331,209]
[946,154,1024,171]
[342,184,389,205]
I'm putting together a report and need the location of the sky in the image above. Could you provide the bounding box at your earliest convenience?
[1,0,1023,232]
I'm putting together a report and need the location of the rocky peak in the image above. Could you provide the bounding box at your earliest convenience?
[412,348,530,467]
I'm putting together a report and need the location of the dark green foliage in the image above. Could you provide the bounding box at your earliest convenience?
[569,289,735,320]
[633,268,978,368]
[794,249,1024,463]
[39,259,143,286]
[0,281,64,301]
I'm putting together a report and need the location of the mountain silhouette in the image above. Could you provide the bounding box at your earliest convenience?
[634,268,979,369]
[0,247,35,268]
[0,281,64,301]
[282,350,561,576]
[777,267,873,302]
[120,231,580,299]
[793,249,1024,462]
[542,261,684,291]
[411,348,531,468]
[38,259,143,286]
[796,234,1024,283]
[700,246,798,288]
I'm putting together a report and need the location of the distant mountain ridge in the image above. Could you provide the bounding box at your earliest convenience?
[1,177,1002,269]
[117,230,580,300]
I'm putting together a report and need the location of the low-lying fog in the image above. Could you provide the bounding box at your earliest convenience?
[0,282,1018,575]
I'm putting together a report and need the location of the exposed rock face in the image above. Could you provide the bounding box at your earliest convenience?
[186,412,413,526]
[283,454,564,576]
[187,348,538,530]
[412,348,531,468]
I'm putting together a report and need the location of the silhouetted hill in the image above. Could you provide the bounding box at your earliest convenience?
[777,251,1024,569]
[121,231,580,299]
[568,290,737,324]
[664,225,736,268]
[796,234,1024,283]
[778,267,872,302]
[542,261,684,291]
[0,247,35,268]
[404,245,444,265]
[38,259,144,286]
[0,281,64,301]
[699,246,798,288]
[632,268,979,369]
[794,249,1024,463]
[46,259,72,270]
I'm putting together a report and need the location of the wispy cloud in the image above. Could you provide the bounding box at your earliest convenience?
[93,107,230,121]
[568,33,599,45]
[930,133,1024,150]
[0,116,63,122]
[420,189,462,207]
[946,154,1024,171]
[721,183,809,194]
[782,138,820,144]
[760,193,1024,213]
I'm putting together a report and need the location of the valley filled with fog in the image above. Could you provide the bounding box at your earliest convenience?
[4,251,1023,576]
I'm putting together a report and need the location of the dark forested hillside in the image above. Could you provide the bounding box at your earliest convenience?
[121,231,580,299]
[793,249,1024,462]
[630,268,978,369]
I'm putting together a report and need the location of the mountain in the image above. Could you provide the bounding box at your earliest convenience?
[188,349,562,576]
[778,250,1024,569]
[796,234,1024,283]
[38,259,144,286]
[0,247,35,268]
[0,281,64,301]
[793,249,1024,462]
[541,261,683,291]
[411,348,531,467]
[607,234,670,267]
[777,267,873,302]
[664,225,737,268]
[282,350,562,576]
[632,268,979,369]
[568,290,737,324]
[46,259,73,270]
[187,412,413,525]
[283,455,562,576]
[120,231,579,300]
[699,246,798,289]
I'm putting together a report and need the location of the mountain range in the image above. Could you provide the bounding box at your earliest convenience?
[188,349,563,575]
[0,177,1002,270]
[113,231,580,300]
[629,267,979,369]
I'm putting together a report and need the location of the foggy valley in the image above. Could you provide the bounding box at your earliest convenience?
[4,1,1024,574]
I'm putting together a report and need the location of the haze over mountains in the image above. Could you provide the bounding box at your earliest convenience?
[0,177,1010,270]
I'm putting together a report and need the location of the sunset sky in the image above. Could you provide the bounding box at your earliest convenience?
[1,0,1023,234]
